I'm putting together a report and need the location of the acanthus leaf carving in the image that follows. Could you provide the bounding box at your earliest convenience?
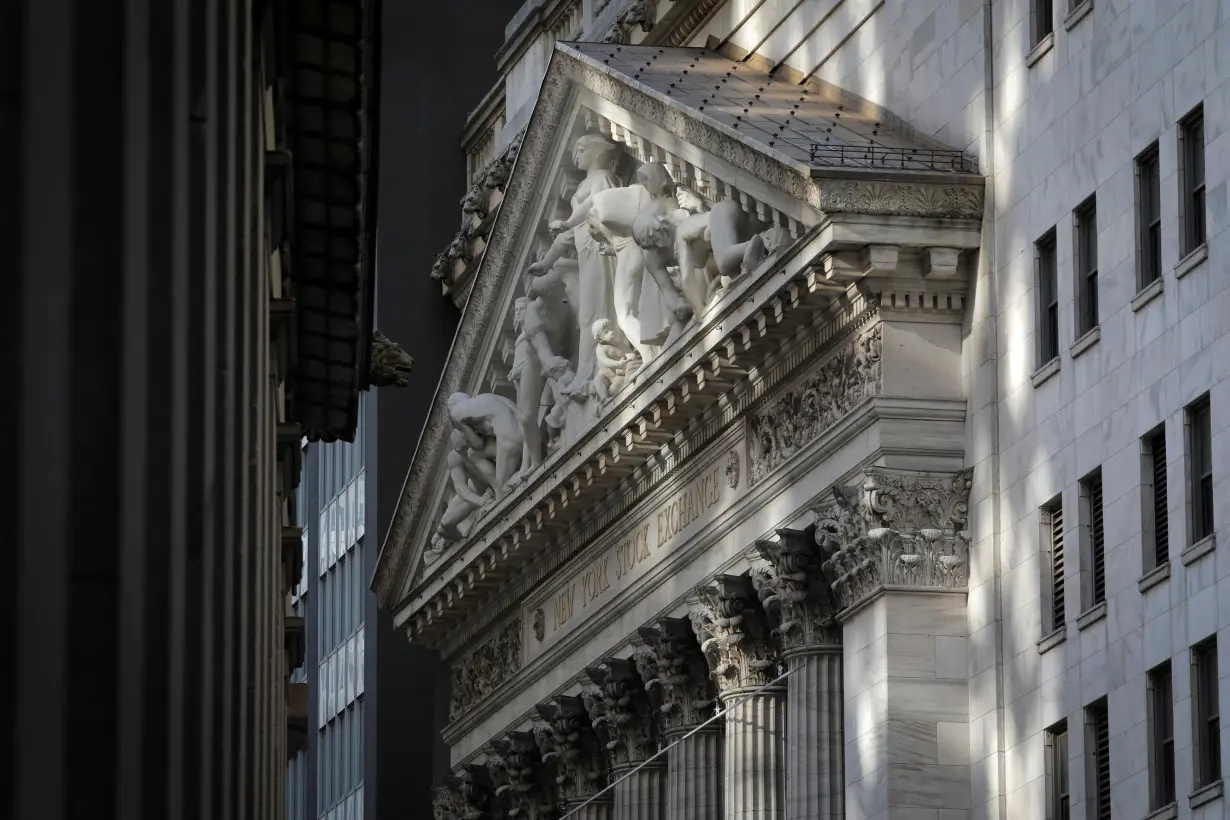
[596,657,659,767]
[488,731,557,819]
[819,180,984,220]
[748,324,882,485]
[753,528,841,651]
[638,618,717,733]
[443,765,496,820]
[449,617,522,720]
[688,574,782,693]
[433,784,465,820]
[536,693,609,806]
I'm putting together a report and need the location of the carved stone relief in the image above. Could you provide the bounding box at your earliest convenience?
[818,180,984,220]
[450,618,523,720]
[592,657,658,767]
[535,694,609,806]
[814,467,974,612]
[748,323,882,486]
[752,529,841,651]
[602,0,656,44]
[688,574,782,694]
[638,617,718,733]
[368,329,414,387]
[434,765,496,820]
[488,731,557,819]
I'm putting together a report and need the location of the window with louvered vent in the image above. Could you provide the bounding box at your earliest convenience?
[1047,722,1070,820]
[1188,397,1214,544]
[1193,638,1221,788]
[1080,471,1106,608]
[1043,500,1066,633]
[1086,699,1111,820]
[1148,662,1176,809]
[1142,428,1169,572]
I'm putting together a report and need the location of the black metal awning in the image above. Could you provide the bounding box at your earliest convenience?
[284,0,382,442]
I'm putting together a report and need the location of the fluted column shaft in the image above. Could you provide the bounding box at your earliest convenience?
[724,686,786,820]
[785,648,843,820]
[613,761,667,820]
[564,797,614,820]
[666,724,722,820]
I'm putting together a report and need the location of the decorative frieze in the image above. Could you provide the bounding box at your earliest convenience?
[748,323,882,486]
[814,467,975,612]
[688,575,782,693]
[488,731,557,819]
[536,694,610,805]
[752,529,841,652]
[450,617,523,720]
[638,618,717,734]
[818,180,984,220]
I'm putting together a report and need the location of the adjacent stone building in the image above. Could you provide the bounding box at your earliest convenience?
[372,1,1230,818]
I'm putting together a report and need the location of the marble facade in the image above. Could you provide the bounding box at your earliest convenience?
[378,1,1230,819]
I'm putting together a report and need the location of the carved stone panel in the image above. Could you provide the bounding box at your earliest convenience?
[747,323,882,486]
[450,618,523,720]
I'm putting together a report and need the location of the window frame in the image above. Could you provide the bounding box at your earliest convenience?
[1148,661,1176,809]
[1085,698,1111,820]
[1192,637,1222,788]
[1179,105,1206,257]
[1074,196,1099,337]
[1141,426,1170,573]
[1186,396,1214,545]
[1078,469,1106,609]
[1046,721,1071,820]
[1135,142,1162,289]
[1036,228,1060,368]
[1032,0,1056,46]
[1042,497,1067,634]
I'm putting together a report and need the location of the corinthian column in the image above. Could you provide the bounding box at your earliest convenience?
[814,467,974,820]
[584,658,664,820]
[487,731,559,820]
[639,618,722,820]
[535,695,612,819]
[690,575,785,820]
[753,531,844,820]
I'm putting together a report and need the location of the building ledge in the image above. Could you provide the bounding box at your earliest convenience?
[1076,601,1107,631]
[1064,0,1094,30]
[1132,275,1165,311]
[1176,242,1208,279]
[1181,533,1216,566]
[1144,802,1177,820]
[1071,326,1100,359]
[1027,32,1055,68]
[1190,780,1223,810]
[1037,626,1067,654]
[1138,561,1171,593]
[1032,357,1060,388]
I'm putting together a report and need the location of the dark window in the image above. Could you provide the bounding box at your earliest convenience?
[1045,500,1066,632]
[1075,197,1099,335]
[1148,662,1176,809]
[1180,106,1206,255]
[1188,398,1214,543]
[1136,144,1162,287]
[1142,427,1170,570]
[1081,471,1106,606]
[1034,0,1055,45]
[1087,699,1111,820]
[1193,638,1221,787]
[1048,722,1071,820]
[1037,229,1060,366]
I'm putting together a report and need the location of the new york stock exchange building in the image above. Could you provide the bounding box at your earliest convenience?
[372,2,1230,818]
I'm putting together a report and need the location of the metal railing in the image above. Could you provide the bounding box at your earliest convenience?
[807,142,979,174]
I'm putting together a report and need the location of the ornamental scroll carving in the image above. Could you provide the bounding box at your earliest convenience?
[752,529,841,651]
[449,617,522,720]
[818,180,984,220]
[688,575,782,694]
[535,694,609,806]
[592,657,658,767]
[814,467,975,611]
[638,618,717,733]
[748,324,882,486]
[488,731,557,819]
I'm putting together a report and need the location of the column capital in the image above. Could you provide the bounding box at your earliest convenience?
[813,466,974,612]
[534,694,609,807]
[487,731,558,819]
[435,765,495,820]
[752,528,841,653]
[590,658,659,768]
[688,574,782,694]
[637,617,718,734]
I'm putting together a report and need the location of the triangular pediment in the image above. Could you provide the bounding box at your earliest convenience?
[373,40,984,625]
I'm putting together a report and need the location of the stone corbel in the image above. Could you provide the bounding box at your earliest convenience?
[687,574,782,694]
[534,694,609,807]
[752,529,841,652]
[487,731,558,819]
[813,467,975,613]
[862,244,900,277]
[923,246,960,280]
[637,618,717,733]
[595,657,659,767]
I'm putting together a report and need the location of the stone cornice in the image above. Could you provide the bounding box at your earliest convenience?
[814,467,975,613]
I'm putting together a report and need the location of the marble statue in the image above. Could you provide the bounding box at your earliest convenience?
[508,298,548,477]
[591,319,638,402]
[527,134,623,399]
[445,392,525,498]
[437,430,496,540]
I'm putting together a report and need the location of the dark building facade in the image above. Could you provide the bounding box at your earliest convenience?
[4,2,388,820]
[284,2,525,819]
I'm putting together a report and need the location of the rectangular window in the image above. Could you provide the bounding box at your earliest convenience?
[1037,229,1060,366]
[1193,638,1221,787]
[1044,498,1066,632]
[1075,197,1099,335]
[1033,0,1055,45]
[1080,470,1106,607]
[1136,143,1162,288]
[1142,427,1170,571]
[1086,698,1111,820]
[1180,105,1207,255]
[1148,662,1176,809]
[1047,721,1071,820]
[1188,397,1214,544]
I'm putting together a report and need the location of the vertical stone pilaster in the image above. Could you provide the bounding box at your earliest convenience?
[689,574,785,820]
[664,725,722,820]
[612,761,667,820]
[566,801,615,820]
